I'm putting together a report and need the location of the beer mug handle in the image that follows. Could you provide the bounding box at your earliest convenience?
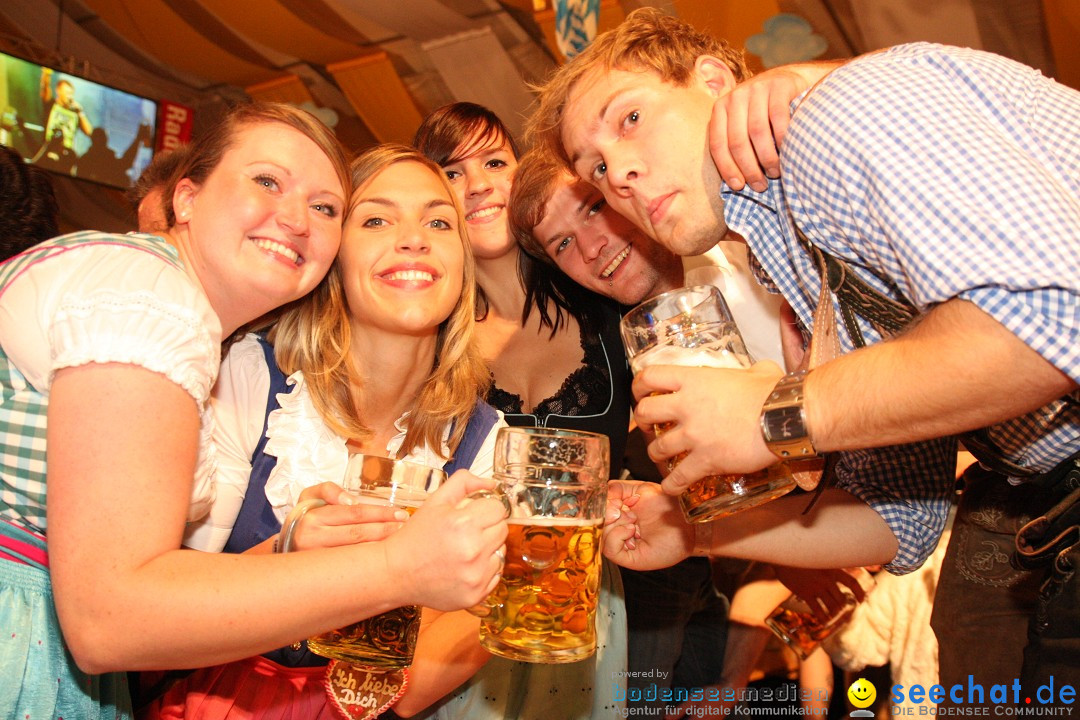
[458,487,510,512]
[460,488,509,618]
[277,498,328,554]
[466,597,497,618]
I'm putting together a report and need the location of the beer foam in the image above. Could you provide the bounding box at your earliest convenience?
[629,342,747,374]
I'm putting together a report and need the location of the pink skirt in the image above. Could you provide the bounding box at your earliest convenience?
[139,655,337,720]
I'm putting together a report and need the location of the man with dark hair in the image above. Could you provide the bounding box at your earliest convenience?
[509,148,786,365]
[128,145,189,233]
[0,145,59,260]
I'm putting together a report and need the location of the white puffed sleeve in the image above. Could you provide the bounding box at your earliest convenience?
[0,236,222,522]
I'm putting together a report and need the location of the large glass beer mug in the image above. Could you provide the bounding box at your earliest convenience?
[472,426,609,664]
[765,568,876,659]
[620,285,796,523]
[279,454,444,669]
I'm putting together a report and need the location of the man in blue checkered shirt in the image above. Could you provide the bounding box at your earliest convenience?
[531,7,1078,696]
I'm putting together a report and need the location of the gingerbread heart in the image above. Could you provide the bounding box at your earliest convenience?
[324,661,409,720]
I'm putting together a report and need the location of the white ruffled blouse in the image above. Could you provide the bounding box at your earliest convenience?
[183,334,500,552]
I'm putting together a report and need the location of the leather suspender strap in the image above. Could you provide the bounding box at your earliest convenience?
[796,226,918,349]
[792,225,920,514]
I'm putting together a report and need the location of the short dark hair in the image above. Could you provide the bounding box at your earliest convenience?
[0,144,60,260]
[507,148,612,337]
[508,148,570,264]
[127,144,189,215]
[413,102,521,167]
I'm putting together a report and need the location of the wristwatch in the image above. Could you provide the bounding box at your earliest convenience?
[759,370,817,459]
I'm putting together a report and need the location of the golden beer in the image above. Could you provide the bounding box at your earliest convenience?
[623,287,796,523]
[679,466,798,521]
[765,569,873,660]
[765,597,854,660]
[297,455,441,669]
[478,516,603,663]
[308,604,422,668]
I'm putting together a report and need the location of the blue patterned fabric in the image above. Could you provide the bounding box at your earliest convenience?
[0,522,131,719]
[554,0,600,60]
[725,43,1079,573]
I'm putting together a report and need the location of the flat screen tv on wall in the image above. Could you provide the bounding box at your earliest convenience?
[0,51,157,190]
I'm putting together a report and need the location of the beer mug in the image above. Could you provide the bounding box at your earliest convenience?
[279,454,445,669]
[765,568,875,660]
[471,426,609,664]
[620,285,796,523]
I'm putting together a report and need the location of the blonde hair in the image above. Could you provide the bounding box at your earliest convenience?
[271,144,489,460]
[528,7,749,167]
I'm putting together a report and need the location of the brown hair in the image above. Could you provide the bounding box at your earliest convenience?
[414,102,522,323]
[413,102,521,168]
[507,148,568,265]
[127,144,190,219]
[528,7,749,166]
[271,144,489,460]
[164,102,351,226]
[508,148,612,339]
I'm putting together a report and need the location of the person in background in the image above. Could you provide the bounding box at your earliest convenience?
[128,145,190,233]
[692,563,847,719]
[0,143,59,259]
[0,102,503,720]
[414,101,628,720]
[144,144,507,719]
[531,7,1078,694]
[39,68,93,151]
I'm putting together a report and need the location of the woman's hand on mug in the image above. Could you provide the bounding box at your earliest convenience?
[286,481,407,551]
[385,470,508,611]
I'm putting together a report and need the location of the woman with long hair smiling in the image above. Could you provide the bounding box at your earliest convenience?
[151,145,509,719]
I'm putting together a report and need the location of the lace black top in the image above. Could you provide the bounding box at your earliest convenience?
[486,301,631,477]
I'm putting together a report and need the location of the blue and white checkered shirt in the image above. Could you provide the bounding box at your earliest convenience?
[724,43,1079,573]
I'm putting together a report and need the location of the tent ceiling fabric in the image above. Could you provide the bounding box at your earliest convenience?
[422,26,537,138]
[76,0,280,87]
[1,0,1075,233]
[196,0,368,66]
[330,0,478,42]
[272,0,375,46]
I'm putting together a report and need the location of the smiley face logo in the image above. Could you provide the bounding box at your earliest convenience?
[847,678,876,709]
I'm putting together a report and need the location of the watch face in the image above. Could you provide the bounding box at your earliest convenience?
[765,406,805,442]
